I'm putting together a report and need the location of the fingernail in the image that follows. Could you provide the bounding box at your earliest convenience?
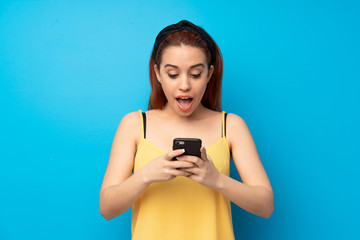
[182,149,185,153]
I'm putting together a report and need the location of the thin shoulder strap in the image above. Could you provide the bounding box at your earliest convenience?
[222,111,228,138]
[138,110,146,139]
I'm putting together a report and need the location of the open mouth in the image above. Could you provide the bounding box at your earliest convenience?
[176,97,193,111]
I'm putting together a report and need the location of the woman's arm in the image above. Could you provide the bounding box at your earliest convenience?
[214,173,274,218]
[99,112,194,220]
[216,113,274,218]
[99,112,147,220]
[179,113,274,218]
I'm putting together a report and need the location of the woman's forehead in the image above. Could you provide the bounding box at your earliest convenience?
[160,45,207,68]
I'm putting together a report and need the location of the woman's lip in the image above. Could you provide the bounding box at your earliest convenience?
[176,95,193,99]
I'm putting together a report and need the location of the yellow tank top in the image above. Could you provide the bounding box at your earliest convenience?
[131,110,235,240]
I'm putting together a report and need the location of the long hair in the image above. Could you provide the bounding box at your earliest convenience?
[148,31,223,111]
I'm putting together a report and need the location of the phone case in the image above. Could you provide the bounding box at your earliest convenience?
[173,138,202,159]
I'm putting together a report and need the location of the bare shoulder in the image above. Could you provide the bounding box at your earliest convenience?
[226,113,247,128]
[119,111,141,127]
[115,111,142,145]
[226,113,251,149]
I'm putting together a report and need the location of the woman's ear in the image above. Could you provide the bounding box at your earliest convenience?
[154,64,161,84]
[207,65,214,82]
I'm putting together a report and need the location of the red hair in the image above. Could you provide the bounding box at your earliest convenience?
[148,31,223,111]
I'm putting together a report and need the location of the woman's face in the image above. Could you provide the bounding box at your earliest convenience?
[154,45,214,117]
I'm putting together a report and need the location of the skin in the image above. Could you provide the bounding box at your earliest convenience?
[99,44,274,221]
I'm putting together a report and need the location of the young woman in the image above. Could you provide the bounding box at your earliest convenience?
[99,20,274,240]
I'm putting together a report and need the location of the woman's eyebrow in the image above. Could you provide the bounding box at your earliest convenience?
[164,63,204,69]
[164,64,178,69]
[190,63,205,69]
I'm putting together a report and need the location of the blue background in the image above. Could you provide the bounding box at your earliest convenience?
[1,0,359,239]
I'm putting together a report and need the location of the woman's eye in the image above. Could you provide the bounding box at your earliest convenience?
[168,74,178,79]
[191,73,201,79]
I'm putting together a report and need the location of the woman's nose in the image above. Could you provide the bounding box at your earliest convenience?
[179,76,191,91]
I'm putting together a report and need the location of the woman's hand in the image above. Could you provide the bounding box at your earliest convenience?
[177,147,221,189]
[139,149,197,185]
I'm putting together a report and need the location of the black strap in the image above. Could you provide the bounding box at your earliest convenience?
[142,112,147,139]
[223,113,228,138]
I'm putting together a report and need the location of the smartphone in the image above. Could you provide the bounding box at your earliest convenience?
[172,138,202,160]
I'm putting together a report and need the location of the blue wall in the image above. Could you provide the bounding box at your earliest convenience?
[1,1,359,239]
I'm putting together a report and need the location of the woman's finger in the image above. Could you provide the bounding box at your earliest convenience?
[180,167,200,175]
[169,168,193,177]
[200,146,208,161]
[171,160,196,169]
[166,149,185,160]
[178,155,204,168]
